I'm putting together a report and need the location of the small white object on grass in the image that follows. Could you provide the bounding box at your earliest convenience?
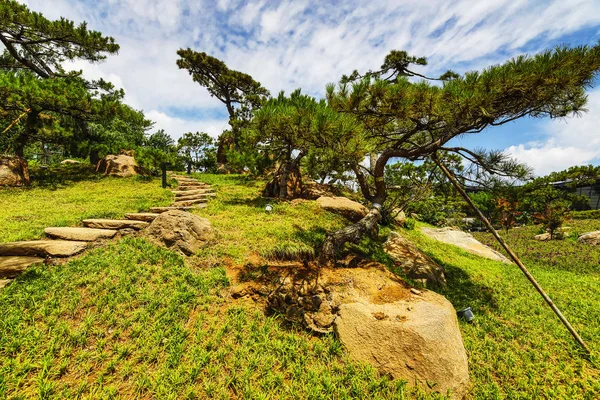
[265,204,273,212]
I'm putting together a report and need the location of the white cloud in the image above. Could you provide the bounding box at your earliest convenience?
[7,0,600,156]
[505,88,600,176]
[146,110,228,141]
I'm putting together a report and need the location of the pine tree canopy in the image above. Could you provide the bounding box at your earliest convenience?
[0,0,119,78]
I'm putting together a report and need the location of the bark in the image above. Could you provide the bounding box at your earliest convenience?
[15,110,40,157]
[319,207,382,265]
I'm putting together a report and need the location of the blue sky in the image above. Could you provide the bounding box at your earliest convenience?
[16,0,600,176]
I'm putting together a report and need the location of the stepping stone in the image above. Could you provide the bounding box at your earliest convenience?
[0,279,11,289]
[171,198,208,207]
[171,189,214,196]
[175,193,216,201]
[151,204,207,213]
[45,227,118,241]
[0,240,87,257]
[177,186,211,191]
[125,213,160,222]
[82,219,149,230]
[0,256,45,278]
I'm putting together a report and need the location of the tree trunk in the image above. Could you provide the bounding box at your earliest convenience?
[319,207,382,265]
[279,162,290,198]
[15,111,40,157]
[216,136,227,164]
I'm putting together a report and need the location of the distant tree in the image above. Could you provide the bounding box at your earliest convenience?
[146,129,175,152]
[176,49,269,164]
[319,44,600,264]
[177,131,216,173]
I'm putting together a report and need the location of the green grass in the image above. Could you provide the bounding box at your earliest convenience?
[1,170,599,398]
[399,220,600,399]
[0,165,172,243]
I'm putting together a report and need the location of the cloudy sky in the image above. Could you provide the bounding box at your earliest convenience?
[16,0,600,176]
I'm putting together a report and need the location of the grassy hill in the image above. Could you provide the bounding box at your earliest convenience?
[0,171,599,399]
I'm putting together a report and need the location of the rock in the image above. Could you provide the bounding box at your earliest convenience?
[534,233,552,241]
[335,298,469,399]
[265,262,469,397]
[95,153,143,177]
[60,159,81,165]
[0,256,45,278]
[0,240,87,257]
[44,227,118,241]
[171,189,214,196]
[302,180,340,200]
[150,205,206,213]
[174,193,216,201]
[0,156,30,186]
[170,198,208,207]
[392,209,406,226]
[384,232,446,287]
[421,227,510,263]
[578,231,600,245]
[82,219,149,230]
[0,279,11,289]
[143,210,214,255]
[125,213,160,222]
[316,196,368,222]
[176,184,211,191]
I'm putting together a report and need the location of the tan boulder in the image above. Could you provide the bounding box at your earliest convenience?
[264,262,469,397]
[82,219,148,230]
[144,210,214,255]
[0,156,30,186]
[0,256,45,278]
[0,240,87,257]
[60,159,81,165]
[534,232,552,241]
[578,231,600,245]
[0,279,11,289]
[421,227,510,263]
[44,227,118,241]
[316,196,368,222]
[335,298,469,399]
[384,231,446,287]
[96,153,143,177]
[392,209,407,226]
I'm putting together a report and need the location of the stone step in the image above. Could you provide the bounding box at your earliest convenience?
[0,256,45,278]
[0,240,87,257]
[177,186,212,191]
[45,227,118,242]
[125,213,160,222]
[82,219,149,230]
[177,183,210,188]
[170,198,208,207]
[0,279,11,289]
[171,189,214,196]
[174,193,217,201]
[150,204,207,213]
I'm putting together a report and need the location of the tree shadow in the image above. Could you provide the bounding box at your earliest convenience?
[433,262,498,311]
[26,164,100,190]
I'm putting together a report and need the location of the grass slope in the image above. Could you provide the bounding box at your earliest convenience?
[1,171,599,398]
[0,165,172,243]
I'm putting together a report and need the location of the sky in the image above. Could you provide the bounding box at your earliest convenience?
[14,0,600,176]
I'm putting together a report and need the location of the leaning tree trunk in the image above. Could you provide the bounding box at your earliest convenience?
[14,111,40,157]
[319,207,382,265]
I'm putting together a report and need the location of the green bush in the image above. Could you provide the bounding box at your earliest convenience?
[570,209,600,219]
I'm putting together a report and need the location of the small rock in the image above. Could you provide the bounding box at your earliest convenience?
[410,288,422,296]
[316,196,368,222]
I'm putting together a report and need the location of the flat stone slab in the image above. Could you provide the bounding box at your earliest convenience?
[0,240,87,257]
[171,189,214,196]
[151,204,207,213]
[82,219,149,230]
[125,213,161,222]
[45,227,118,241]
[174,193,216,201]
[421,227,510,263]
[171,198,208,207]
[0,279,11,289]
[0,256,45,278]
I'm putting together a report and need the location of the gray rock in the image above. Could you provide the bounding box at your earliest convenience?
[0,240,87,257]
[143,210,214,255]
[44,227,118,241]
[82,219,149,230]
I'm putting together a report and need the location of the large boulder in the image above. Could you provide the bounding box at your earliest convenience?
[263,262,469,398]
[0,156,30,186]
[302,180,340,200]
[316,196,368,222]
[421,227,510,263]
[578,231,600,245]
[144,210,214,255]
[384,231,446,287]
[96,151,143,177]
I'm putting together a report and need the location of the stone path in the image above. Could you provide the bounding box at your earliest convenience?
[0,174,215,289]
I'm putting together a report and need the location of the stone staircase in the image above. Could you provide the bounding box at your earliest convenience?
[0,174,215,289]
